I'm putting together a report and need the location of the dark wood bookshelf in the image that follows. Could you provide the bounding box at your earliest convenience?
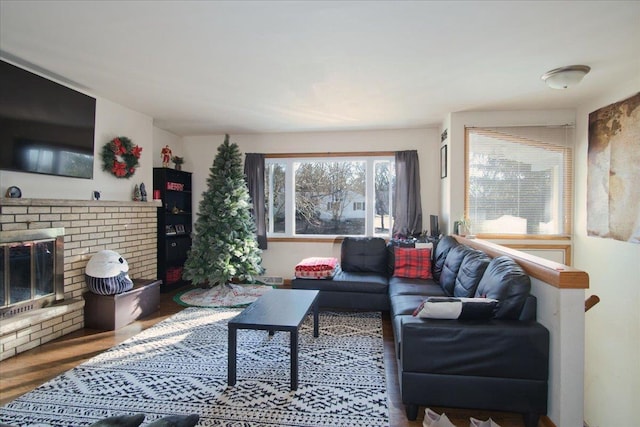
[153,168,193,292]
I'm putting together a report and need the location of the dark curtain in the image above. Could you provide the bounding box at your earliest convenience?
[392,150,423,237]
[244,153,267,249]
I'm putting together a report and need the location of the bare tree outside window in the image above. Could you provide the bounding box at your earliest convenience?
[295,161,365,235]
[265,156,394,237]
[265,163,285,233]
[375,161,394,234]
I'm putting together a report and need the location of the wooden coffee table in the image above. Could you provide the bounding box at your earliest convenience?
[227,289,320,390]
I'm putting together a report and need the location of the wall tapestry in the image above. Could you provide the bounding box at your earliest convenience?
[587,92,640,243]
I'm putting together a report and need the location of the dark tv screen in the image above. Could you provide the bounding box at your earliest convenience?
[0,60,96,179]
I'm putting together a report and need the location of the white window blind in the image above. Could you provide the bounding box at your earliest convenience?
[465,126,573,236]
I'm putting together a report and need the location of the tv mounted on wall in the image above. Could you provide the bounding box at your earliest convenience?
[0,59,96,179]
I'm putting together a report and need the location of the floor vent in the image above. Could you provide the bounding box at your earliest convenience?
[256,276,284,286]
[2,303,35,319]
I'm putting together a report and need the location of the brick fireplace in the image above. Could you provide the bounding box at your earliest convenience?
[0,198,159,360]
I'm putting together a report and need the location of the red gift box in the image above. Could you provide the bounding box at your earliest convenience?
[166,267,183,284]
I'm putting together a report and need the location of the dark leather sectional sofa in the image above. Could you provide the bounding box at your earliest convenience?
[292,235,549,427]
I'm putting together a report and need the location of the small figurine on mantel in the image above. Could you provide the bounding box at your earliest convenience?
[161,145,172,168]
[140,182,147,202]
[133,184,141,201]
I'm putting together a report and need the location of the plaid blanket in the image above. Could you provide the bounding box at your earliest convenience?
[294,257,338,278]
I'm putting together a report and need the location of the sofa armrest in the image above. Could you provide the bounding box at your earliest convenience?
[401,317,549,380]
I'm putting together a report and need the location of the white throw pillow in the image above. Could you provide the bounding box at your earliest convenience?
[413,297,498,320]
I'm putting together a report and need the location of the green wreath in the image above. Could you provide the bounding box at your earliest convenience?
[101,136,142,178]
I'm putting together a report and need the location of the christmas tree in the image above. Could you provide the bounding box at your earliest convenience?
[183,134,264,288]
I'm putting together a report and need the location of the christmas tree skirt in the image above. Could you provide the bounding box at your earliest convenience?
[174,284,274,308]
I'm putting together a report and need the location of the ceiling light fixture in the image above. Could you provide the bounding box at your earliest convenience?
[541,65,591,89]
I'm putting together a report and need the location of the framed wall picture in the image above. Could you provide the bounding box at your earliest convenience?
[175,224,186,234]
[440,145,448,179]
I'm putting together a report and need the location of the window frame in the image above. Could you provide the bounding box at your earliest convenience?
[265,152,395,240]
[464,127,573,239]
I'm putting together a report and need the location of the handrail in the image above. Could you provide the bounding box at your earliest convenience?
[585,295,600,312]
[453,236,589,289]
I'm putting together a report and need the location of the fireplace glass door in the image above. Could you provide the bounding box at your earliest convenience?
[1,239,57,312]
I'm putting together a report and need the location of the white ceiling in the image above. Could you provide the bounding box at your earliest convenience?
[1,1,639,136]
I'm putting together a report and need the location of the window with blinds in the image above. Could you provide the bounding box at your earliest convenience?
[465,126,573,237]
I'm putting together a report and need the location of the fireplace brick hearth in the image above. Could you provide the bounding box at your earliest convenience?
[0,198,160,360]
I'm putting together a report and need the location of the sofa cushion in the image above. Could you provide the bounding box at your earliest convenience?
[453,250,491,298]
[439,245,475,296]
[401,316,549,380]
[292,267,388,294]
[341,237,388,275]
[388,276,445,297]
[432,236,459,282]
[393,247,433,280]
[392,314,411,357]
[88,414,146,427]
[520,295,538,321]
[475,256,531,320]
[391,294,428,317]
[146,414,200,427]
[413,297,498,320]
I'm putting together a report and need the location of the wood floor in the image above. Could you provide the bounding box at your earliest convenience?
[0,288,530,427]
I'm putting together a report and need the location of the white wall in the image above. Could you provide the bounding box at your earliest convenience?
[575,82,640,427]
[440,116,451,232]
[0,97,155,202]
[183,128,440,278]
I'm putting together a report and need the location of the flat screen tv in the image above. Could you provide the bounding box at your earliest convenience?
[0,60,96,179]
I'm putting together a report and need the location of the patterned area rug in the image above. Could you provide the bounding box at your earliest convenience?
[0,308,389,427]
[174,284,274,308]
